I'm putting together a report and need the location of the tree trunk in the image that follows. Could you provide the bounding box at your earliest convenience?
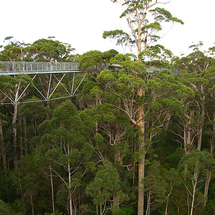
[183,111,194,154]
[190,174,197,215]
[69,174,73,215]
[100,204,102,215]
[146,190,151,215]
[137,90,145,215]
[30,194,34,215]
[197,106,205,150]
[50,164,55,215]
[165,193,171,215]
[23,116,28,154]
[19,114,24,158]
[45,74,52,120]
[112,193,120,215]
[197,85,206,150]
[12,102,18,169]
[12,81,21,169]
[197,125,203,150]
[190,185,196,215]
[114,148,122,165]
[204,168,212,207]
[68,143,73,215]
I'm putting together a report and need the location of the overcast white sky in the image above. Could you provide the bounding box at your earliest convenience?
[1,0,214,56]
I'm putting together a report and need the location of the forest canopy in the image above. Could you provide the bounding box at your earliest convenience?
[0,1,215,215]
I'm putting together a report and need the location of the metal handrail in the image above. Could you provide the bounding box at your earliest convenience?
[0,61,79,72]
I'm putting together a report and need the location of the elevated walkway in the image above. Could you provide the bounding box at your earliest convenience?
[0,61,80,75]
[0,61,87,105]
[0,61,180,105]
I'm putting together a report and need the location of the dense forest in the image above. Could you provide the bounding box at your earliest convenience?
[1,1,215,215]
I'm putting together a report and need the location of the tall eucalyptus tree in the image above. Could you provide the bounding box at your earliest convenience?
[103,1,183,214]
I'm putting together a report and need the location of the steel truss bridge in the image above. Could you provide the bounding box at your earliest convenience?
[0,61,89,105]
[0,61,180,105]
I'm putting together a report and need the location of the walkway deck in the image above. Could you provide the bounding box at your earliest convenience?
[0,61,81,75]
[0,61,180,105]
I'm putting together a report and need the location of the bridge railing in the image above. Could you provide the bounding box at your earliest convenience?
[0,61,79,72]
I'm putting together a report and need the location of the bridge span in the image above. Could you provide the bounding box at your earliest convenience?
[0,61,179,105]
[0,61,81,75]
[0,61,88,105]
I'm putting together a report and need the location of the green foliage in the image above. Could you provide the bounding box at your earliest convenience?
[150,7,184,24]
[0,199,7,215]
[78,50,103,72]
[178,150,215,180]
[1,28,215,215]
[104,0,183,55]
[144,160,167,211]
[86,163,128,211]
[115,206,134,215]
[29,38,74,62]
[37,211,65,215]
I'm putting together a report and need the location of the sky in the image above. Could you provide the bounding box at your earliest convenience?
[1,0,214,56]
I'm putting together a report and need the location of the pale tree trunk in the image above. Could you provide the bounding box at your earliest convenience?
[45,74,51,120]
[12,82,20,169]
[30,194,34,215]
[68,142,73,215]
[96,205,98,215]
[204,168,212,207]
[18,113,24,158]
[132,142,136,186]
[69,166,73,215]
[137,89,145,215]
[197,106,205,150]
[50,164,55,215]
[197,125,203,150]
[146,190,151,215]
[100,204,102,215]
[190,180,197,215]
[183,111,195,154]
[23,116,28,154]
[12,102,18,169]
[165,192,171,215]
[197,84,206,150]
[190,170,198,215]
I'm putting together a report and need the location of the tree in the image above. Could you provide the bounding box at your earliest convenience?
[163,168,181,215]
[103,0,183,59]
[144,160,167,215]
[97,54,190,215]
[29,38,75,62]
[0,36,30,62]
[178,150,215,215]
[203,59,215,206]
[80,70,139,213]
[172,43,215,151]
[43,100,93,215]
[86,162,127,215]
[103,2,183,214]
[19,97,48,153]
